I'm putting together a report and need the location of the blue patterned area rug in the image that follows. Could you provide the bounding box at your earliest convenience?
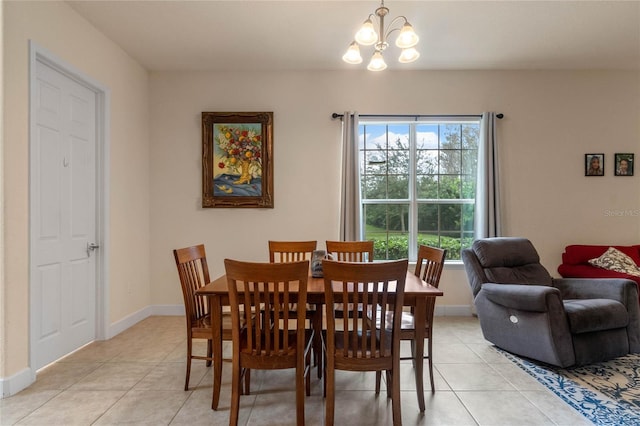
[502,351,640,425]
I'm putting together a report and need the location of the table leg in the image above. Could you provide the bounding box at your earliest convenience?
[211,295,222,410]
[413,297,427,412]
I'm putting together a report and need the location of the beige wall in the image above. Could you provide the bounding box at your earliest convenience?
[2,1,150,383]
[3,0,640,396]
[0,0,5,381]
[149,69,640,311]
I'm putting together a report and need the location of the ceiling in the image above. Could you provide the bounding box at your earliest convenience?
[67,0,640,72]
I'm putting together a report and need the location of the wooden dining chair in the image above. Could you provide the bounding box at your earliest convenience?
[325,240,374,262]
[321,258,408,426]
[173,244,232,391]
[372,244,446,411]
[268,240,317,264]
[269,240,322,376]
[224,259,314,426]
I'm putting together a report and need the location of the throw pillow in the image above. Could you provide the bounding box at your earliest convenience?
[588,247,640,277]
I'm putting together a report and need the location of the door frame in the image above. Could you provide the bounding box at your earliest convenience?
[28,41,110,370]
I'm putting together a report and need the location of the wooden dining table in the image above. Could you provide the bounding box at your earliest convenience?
[196,270,444,411]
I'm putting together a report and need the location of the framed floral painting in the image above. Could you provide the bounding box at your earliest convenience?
[202,112,273,208]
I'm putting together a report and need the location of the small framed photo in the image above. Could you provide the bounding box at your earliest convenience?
[585,153,604,176]
[614,153,634,176]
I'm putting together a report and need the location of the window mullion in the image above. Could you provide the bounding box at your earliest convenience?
[409,124,417,261]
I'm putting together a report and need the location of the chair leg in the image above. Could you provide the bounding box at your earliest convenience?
[184,337,192,391]
[230,360,241,426]
[206,338,212,367]
[322,353,327,398]
[414,335,426,411]
[386,370,392,399]
[297,352,306,426]
[305,344,312,396]
[375,371,382,394]
[325,361,335,426]
[243,368,251,395]
[410,339,416,368]
[391,367,402,426]
[313,309,323,378]
[321,336,328,398]
[427,335,435,393]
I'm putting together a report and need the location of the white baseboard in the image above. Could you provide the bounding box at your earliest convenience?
[1,367,35,399]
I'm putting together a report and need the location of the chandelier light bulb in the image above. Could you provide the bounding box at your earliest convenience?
[342,42,363,64]
[367,51,387,71]
[355,18,378,46]
[396,22,419,49]
[398,47,420,63]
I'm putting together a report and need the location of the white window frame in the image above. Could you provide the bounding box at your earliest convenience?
[359,116,481,261]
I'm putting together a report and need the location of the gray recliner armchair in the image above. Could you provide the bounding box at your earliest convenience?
[462,237,640,367]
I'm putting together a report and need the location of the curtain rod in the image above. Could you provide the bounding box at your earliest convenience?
[331,113,504,119]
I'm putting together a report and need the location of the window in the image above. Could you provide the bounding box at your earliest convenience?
[359,118,481,261]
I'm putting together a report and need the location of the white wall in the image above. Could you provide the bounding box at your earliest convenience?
[149,69,640,313]
[2,0,150,387]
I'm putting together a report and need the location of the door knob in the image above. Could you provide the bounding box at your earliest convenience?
[87,242,100,257]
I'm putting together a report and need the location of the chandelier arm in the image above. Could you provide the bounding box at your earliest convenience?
[383,16,409,39]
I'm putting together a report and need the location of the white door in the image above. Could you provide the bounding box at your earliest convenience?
[31,58,98,370]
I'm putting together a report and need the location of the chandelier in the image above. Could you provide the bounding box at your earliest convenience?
[342,0,419,71]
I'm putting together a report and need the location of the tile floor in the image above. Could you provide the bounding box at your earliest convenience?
[0,316,591,426]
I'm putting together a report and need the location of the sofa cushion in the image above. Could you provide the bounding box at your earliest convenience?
[563,299,629,333]
[589,247,640,277]
[562,244,640,266]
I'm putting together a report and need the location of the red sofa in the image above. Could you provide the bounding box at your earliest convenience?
[558,244,640,303]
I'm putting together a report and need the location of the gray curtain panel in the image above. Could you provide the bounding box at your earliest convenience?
[475,112,502,239]
[339,112,361,241]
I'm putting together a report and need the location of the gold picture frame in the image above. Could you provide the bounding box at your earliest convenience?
[202,112,274,208]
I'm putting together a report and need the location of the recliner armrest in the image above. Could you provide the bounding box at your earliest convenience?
[553,277,635,303]
[481,283,562,312]
[553,277,640,353]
